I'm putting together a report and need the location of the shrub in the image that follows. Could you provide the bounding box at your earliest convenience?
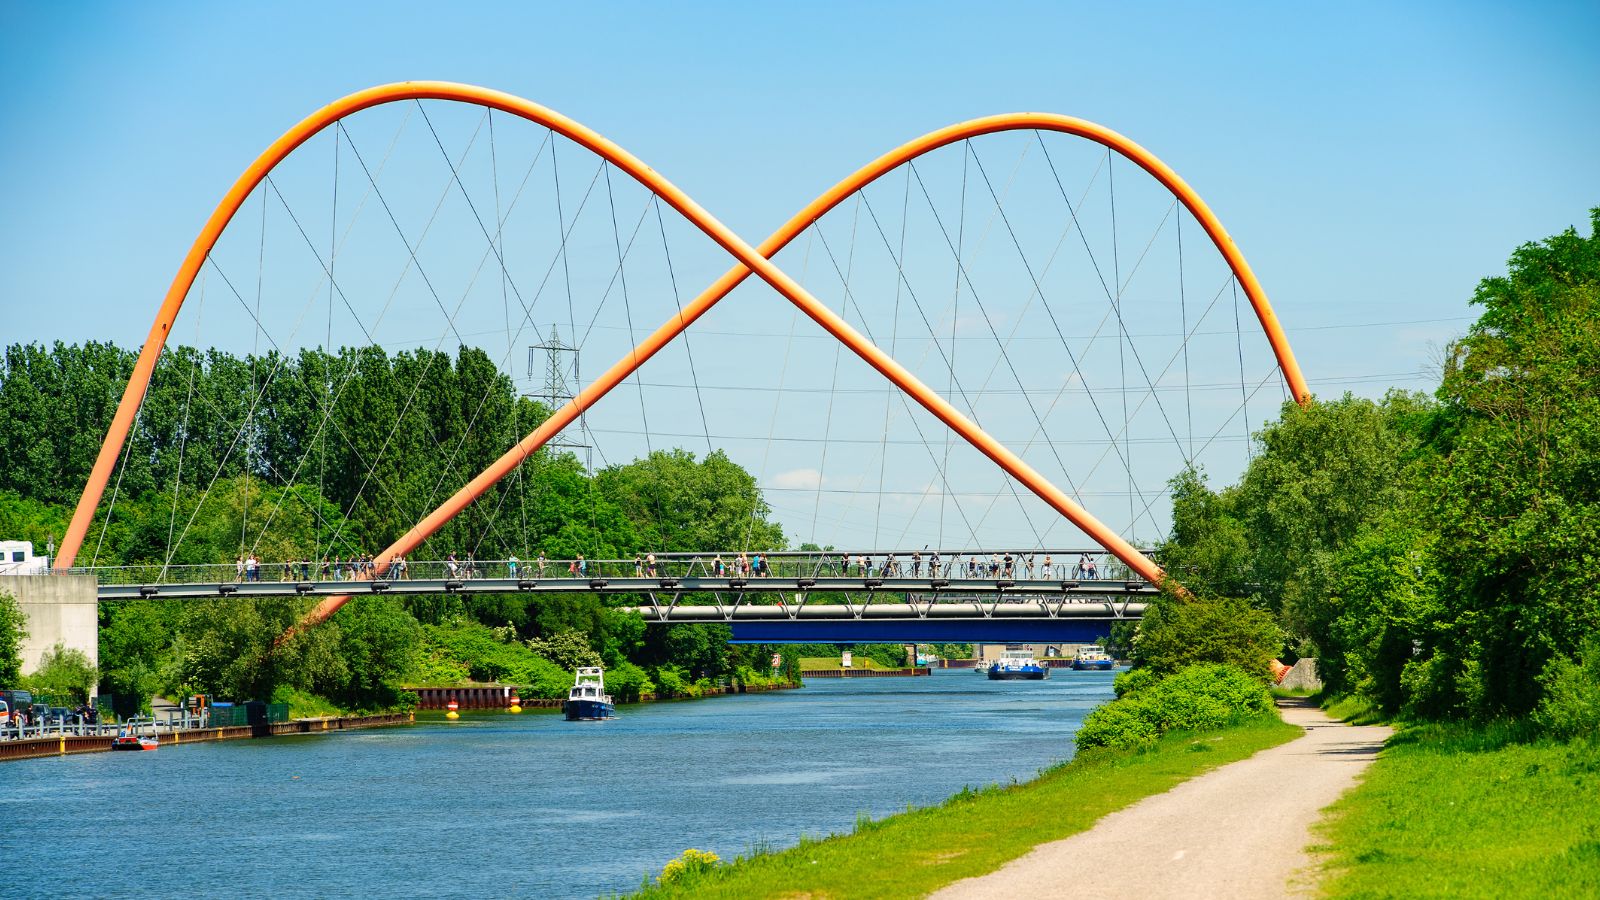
[417,621,575,699]
[652,664,701,698]
[1076,663,1275,751]
[1113,667,1157,698]
[656,848,720,886]
[1530,636,1600,741]
[1076,698,1160,749]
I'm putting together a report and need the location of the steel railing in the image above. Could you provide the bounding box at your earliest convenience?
[59,548,1153,586]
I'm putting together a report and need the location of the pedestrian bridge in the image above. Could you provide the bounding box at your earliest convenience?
[47,82,1302,646]
[78,550,1153,642]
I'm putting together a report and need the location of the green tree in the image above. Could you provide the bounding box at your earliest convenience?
[98,599,183,712]
[1418,207,1600,716]
[1131,592,1284,680]
[525,628,603,670]
[318,595,422,709]
[26,642,98,704]
[1320,519,1444,713]
[178,598,344,701]
[0,590,27,685]
[1158,466,1253,599]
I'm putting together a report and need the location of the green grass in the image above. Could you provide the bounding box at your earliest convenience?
[1314,724,1600,898]
[1271,685,1324,700]
[1322,692,1387,726]
[268,686,350,719]
[626,715,1300,899]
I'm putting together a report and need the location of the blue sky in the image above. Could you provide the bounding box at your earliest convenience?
[2,1,1596,551]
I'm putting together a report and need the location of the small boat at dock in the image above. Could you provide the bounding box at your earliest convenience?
[562,667,615,721]
[111,718,159,751]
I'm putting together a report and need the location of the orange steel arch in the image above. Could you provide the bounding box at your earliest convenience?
[58,83,1308,625]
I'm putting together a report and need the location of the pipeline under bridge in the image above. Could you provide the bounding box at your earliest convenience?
[626,598,1146,643]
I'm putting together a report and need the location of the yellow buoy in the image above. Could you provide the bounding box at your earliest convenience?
[446,699,460,719]
[508,694,522,713]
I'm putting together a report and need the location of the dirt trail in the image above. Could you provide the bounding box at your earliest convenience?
[930,700,1391,899]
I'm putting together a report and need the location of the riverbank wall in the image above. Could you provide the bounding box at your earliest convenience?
[0,712,412,762]
[800,667,930,678]
[408,681,800,709]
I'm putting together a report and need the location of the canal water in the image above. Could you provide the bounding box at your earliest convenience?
[0,669,1115,898]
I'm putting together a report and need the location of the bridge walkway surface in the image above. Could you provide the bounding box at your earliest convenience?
[930,699,1391,899]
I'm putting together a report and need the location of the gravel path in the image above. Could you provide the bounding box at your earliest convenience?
[930,699,1392,899]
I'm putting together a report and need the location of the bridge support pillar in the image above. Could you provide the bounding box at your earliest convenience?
[1,575,98,692]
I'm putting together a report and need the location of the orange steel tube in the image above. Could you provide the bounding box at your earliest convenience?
[62,84,1304,633]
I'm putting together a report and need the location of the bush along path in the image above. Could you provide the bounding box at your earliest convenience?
[627,663,1302,899]
[932,698,1391,900]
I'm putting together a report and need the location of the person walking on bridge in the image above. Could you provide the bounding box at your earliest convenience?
[646,552,658,577]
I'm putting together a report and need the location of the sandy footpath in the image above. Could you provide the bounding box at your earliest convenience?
[930,699,1391,899]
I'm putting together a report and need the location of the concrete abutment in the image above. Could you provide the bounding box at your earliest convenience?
[1,575,99,688]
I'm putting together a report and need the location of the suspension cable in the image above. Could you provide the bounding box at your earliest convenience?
[653,196,713,457]
[1178,207,1192,457]
[1233,280,1251,459]
[1034,137,1192,462]
[809,222,988,551]
[809,195,859,544]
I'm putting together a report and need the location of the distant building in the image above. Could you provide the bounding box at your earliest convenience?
[0,541,46,576]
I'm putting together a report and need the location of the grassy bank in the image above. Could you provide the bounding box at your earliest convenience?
[1314,721,1600,897]
[627,715,1299,899]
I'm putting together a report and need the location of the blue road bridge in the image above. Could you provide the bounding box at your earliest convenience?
[75,549,1156,643]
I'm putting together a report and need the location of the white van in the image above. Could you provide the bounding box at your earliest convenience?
[0,541,45,575]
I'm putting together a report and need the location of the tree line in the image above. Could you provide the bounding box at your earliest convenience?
[1157,208,1600,731]
[0,340,791,713]
[0,342,782,564]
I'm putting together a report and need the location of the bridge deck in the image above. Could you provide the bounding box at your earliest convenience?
[96,576,1158,604]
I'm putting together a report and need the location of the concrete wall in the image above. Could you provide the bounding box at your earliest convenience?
[0,575,98,687]
[1280,658,1323,692]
